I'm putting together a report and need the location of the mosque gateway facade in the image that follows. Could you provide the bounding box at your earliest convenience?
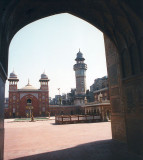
[5,71,50,118]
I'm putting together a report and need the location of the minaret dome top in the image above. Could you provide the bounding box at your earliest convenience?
[75,49,85,61]
[9,70,18,79]
[41,71,48,79]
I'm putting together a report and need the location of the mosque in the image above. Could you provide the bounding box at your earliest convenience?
[5,50,110,119]
[6,71,50,118]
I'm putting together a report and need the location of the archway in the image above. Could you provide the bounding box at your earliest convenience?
[20,95,39,118]
[0,1,143,159]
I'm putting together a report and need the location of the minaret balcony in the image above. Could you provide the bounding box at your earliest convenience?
[73,63,87,70]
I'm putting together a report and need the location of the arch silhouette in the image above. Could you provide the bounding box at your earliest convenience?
[0,1,143,159]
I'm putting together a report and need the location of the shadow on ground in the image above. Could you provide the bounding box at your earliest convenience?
[12,139,143,160]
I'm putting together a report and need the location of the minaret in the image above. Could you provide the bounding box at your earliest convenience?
[73,49,87,105]
[8,70,19,91]
[39,71,50,90]
[8,70,19,117]
[39,72,50,116]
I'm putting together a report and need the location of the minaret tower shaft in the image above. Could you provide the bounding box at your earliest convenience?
[73,49,87,105]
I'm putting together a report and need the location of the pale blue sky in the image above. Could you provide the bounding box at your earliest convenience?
[5,13,107,98]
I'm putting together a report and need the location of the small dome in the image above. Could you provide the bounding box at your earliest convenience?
[20,84,37,90]
[20,79,37,90]
[9,71,18,79]
[41,72,48,79]
[20,85,38,90]
[75,49,85,61]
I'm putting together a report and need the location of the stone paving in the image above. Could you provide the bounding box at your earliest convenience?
[4,118,143,160]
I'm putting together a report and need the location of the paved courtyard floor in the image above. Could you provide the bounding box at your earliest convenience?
[4,118,143,160]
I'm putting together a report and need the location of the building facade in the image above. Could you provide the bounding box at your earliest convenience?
[73,50,87,105]
[90,76,110,102]
[5,71,50,118]
[85,76,111,121]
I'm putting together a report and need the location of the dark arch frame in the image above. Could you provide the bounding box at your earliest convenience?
[0,0,143,159]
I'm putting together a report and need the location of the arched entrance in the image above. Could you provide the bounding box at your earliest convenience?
[20,95,39,118]
[0,1,143,159]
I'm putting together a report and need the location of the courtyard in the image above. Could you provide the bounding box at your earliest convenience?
[4,118,142,160]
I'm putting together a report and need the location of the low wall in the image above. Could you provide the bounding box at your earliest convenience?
[4,105,85,118]
[4,103,111,119]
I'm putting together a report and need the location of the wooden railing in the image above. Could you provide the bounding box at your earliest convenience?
[55,115,101,124]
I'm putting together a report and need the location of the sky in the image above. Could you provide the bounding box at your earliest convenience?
[5,13,107,98]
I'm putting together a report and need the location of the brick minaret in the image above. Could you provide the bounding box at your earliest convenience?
[39,72,50,115]
[8,70,19,91]
[8,70,19,117]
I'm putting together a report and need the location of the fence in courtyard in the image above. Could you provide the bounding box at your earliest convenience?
[55,115,101,124]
